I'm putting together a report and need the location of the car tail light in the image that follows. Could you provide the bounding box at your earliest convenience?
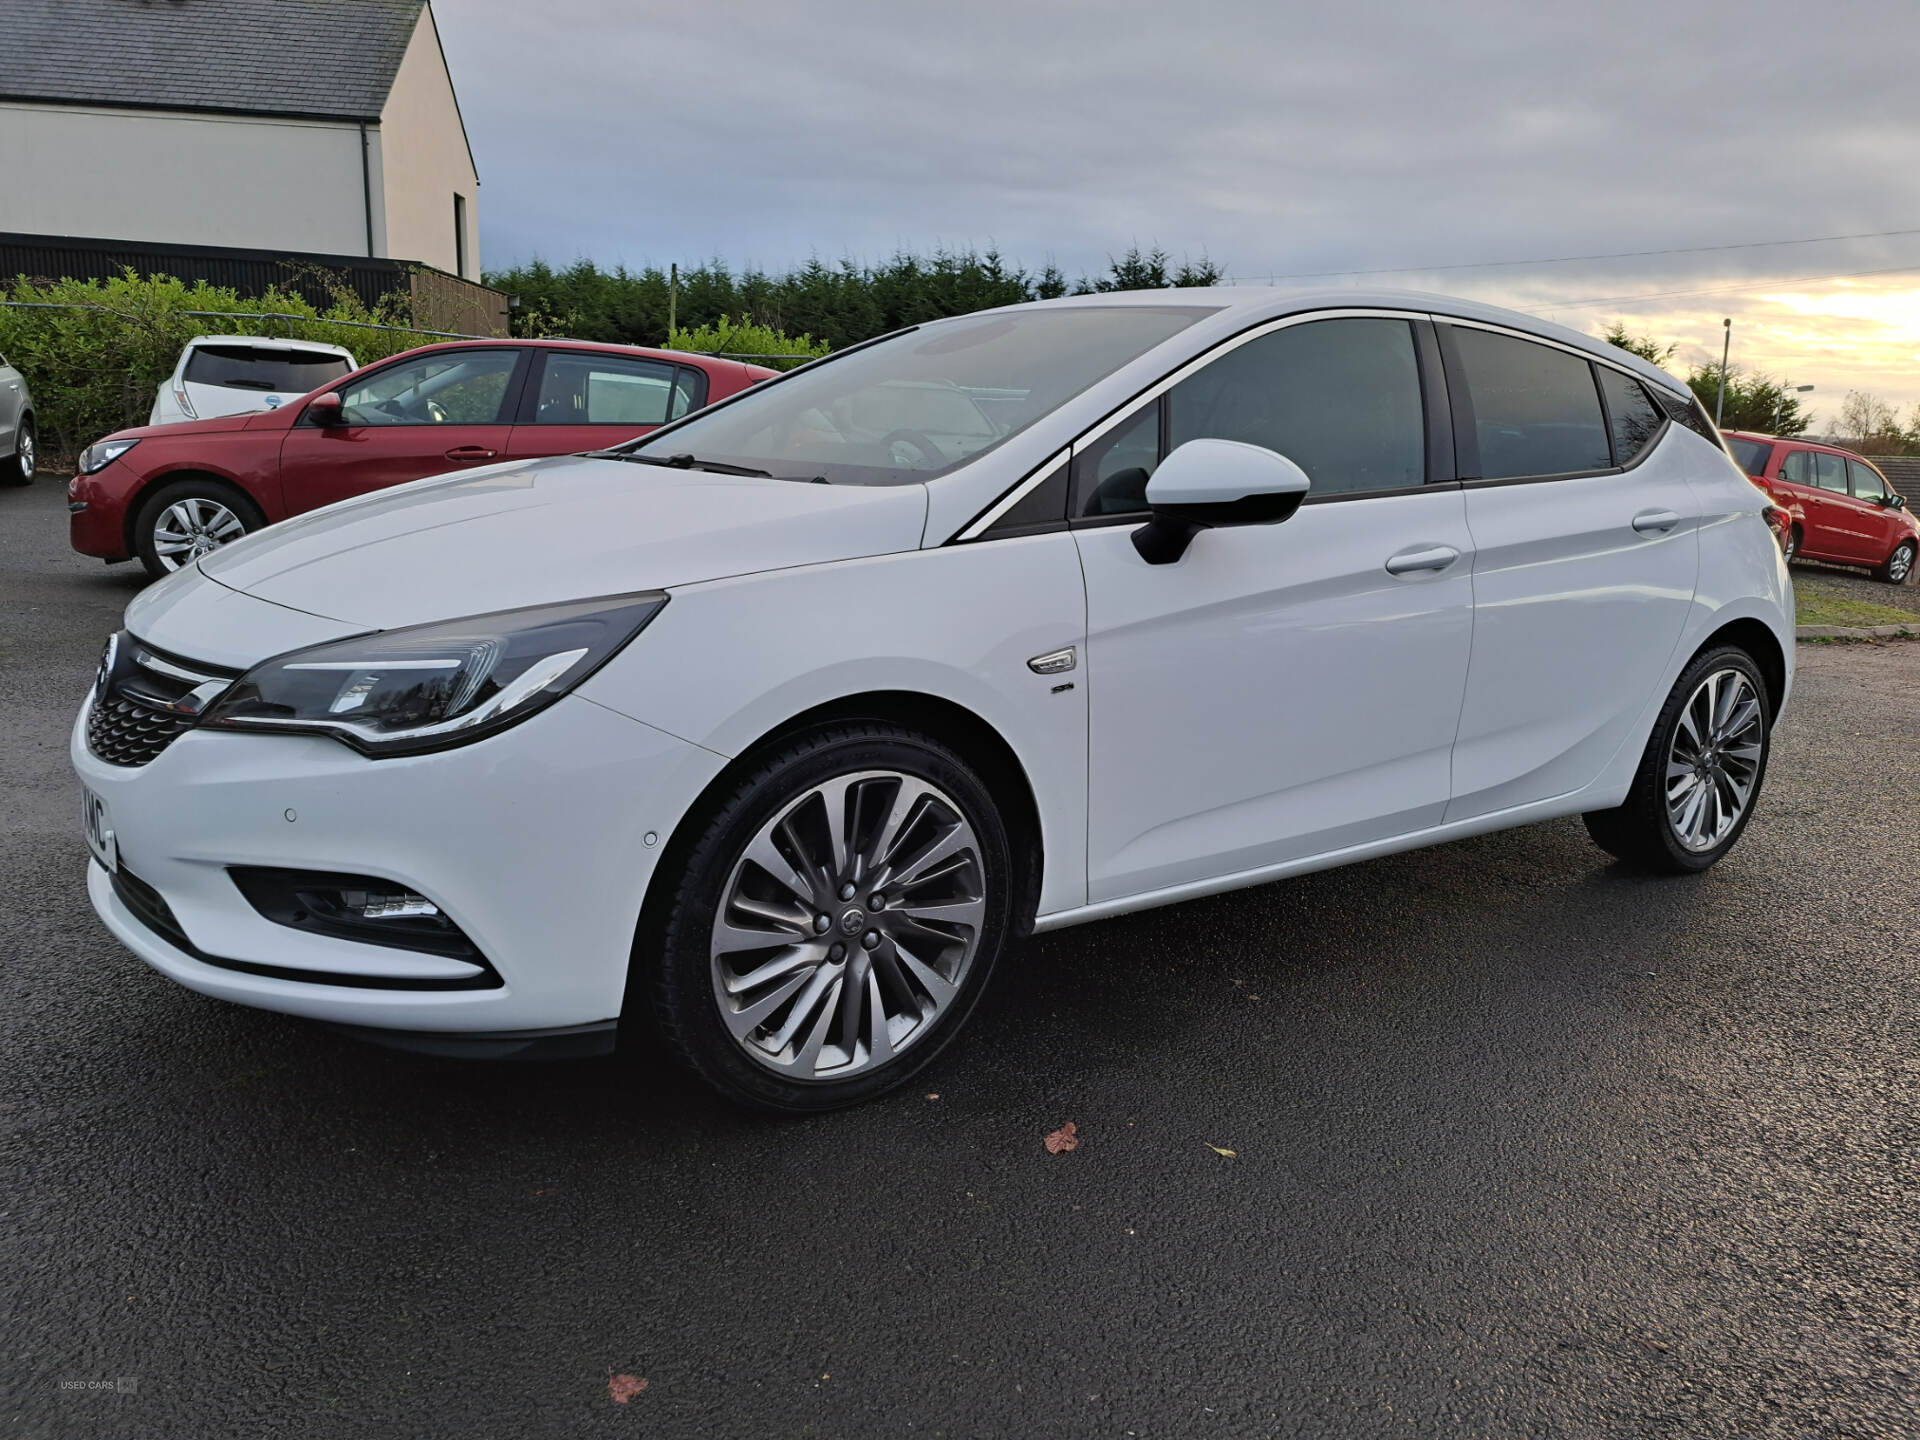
[172,384,196,419]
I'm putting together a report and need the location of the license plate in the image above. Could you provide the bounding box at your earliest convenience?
[82,787,117,873]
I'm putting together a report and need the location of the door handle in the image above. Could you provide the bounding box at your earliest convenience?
[1631,509,1681,534]
[445,446,496,462]
[1384,544,1460,575]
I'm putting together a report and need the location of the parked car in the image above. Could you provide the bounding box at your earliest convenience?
[73,291,1793,1111]
[71,339,778,577]
[1,350,35,485]
[1724,430,1917,583]
[149,336,358,427]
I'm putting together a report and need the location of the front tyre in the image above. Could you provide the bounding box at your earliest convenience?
[1583,646,1771,873]
[1877,539,1915,586]
[647,724,1013,1112]
[133,479,263,579]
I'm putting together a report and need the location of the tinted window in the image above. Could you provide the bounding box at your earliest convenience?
[1780,449,1812,484]
[1724,436,1773,476]
[186,345,351,393]
[1812,452,1848,492]
[534,353,677,425]
[670,369,704,419]
[338,349,519,427]
[1160,317,1424,499]
[1848,459,1889,502]
[1074,404,1162,516]
[626,305,1214,485]
[1450,328,1611,479]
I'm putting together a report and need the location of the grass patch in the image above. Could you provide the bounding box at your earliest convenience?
[1794,576,1920,630]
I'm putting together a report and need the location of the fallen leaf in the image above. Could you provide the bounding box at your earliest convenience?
[608,1374,647,1404]
[1045,1120,1079,1153]
[1206,1144,1237,1158]
[926,1093,941,1101]
[533,1187,560,1197]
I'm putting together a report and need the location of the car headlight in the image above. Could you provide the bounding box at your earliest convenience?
[200,593,668,756]
[77,437,140,474]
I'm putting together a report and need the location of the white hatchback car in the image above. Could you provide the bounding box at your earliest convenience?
[75,290,1793,1110]
[149,336,357,426]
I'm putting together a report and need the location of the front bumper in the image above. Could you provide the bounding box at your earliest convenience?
[74,689,726,1035]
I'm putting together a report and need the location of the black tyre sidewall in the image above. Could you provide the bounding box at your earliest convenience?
[647,726,1014,1113]
[133,480,263,579]
[1626,645,1773,873]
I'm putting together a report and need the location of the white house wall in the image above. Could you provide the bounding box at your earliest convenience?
[377,6,479,277]
[0,101,382,257]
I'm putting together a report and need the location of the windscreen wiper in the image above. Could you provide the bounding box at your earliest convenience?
[596,451,774,479]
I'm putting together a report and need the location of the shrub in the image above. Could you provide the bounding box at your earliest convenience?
[664,315,829,370]
[0,269,448,457]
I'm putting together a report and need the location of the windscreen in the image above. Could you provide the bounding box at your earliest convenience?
[624,306,1216,484]
[185,345,353,393]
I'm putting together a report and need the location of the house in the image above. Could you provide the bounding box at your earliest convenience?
[0,0,499,328]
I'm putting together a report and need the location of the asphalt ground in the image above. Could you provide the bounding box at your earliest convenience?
[5,473,1919,1438]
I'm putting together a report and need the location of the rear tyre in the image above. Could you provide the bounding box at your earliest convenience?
[1781,525,1800,564]
[1583,645,1771,874]
[644,723,1013,1113]
[133,479,263,579]
[1876,539,1915,586]
[1,418,33,485]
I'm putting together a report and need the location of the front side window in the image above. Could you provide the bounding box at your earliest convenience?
[624,305,1213,485]
[1074,405,1162,516]
[1449,328,1612,480]
[1812,452,1848,492]
[1165,317,1426,499]
[187,345,352,393]
[1848,458,1889,502]
[1780,449,1812,485]
[534,353,678,426]
[1724,436,1774,477]
[337,349,520,427]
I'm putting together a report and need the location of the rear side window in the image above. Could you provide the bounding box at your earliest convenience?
[1164,317,1426,499]
[1812,452,1848,492]
[1848,459,1889,502]
[185,345,351,393]
[1780,449,1812,484]
[1724,436,1774,476]
[533,353,679,425]
[1448,328,1611,479]
[1598,369,1667,466]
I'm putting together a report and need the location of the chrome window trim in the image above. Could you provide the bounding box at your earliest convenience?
[1438,315,1689,398]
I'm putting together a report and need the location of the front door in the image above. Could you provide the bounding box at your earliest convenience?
[276,348,526,516]
[1438,324,1701,820]
[1840,458,1900,564]
[1077,314,1476,903]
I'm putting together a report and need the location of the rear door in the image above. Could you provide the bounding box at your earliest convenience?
[1440,322,1700,822]
[1800,451,1853,560]
[0,354,19,455]
[503,350,703,459]
[276,347,527,515]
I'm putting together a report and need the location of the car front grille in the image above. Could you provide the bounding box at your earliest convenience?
[85,633,238,767]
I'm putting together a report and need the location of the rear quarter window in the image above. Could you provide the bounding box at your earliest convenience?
[1724,437,1774,475]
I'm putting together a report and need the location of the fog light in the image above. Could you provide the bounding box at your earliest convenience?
[341,890,441,920]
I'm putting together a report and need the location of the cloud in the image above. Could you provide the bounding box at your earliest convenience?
[437,0,1920,413]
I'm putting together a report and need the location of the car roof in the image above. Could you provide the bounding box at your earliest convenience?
[1006,286,1693,398]
[1725,429,1879,462]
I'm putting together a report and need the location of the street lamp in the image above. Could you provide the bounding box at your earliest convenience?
[1774,383,1814,435]
[1714,318,1731,429]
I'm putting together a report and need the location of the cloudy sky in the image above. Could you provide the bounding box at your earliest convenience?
[438,0,1920,423]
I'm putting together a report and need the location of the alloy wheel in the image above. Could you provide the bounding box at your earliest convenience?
[1781,529,1798,563]
[1891,543,1915,585]
[16,427,33,481]
[1664,668,1764,852]
[709,769,987,1081]
[151,497,246,571]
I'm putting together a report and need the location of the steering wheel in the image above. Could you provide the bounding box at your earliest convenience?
[880,430,943,469]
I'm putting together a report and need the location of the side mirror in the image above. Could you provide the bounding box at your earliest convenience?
[305,392,345,427]
[1888,493,1907,510]
[1131,438,1311,565]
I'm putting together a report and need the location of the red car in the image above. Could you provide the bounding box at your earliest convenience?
[70,339,778,578]
[1724,430,1918,584]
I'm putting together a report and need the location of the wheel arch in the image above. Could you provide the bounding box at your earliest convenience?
[1692,615,1788,723]
[122,468,266,556]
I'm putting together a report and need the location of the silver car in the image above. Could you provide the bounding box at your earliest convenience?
[0,352,33,485]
